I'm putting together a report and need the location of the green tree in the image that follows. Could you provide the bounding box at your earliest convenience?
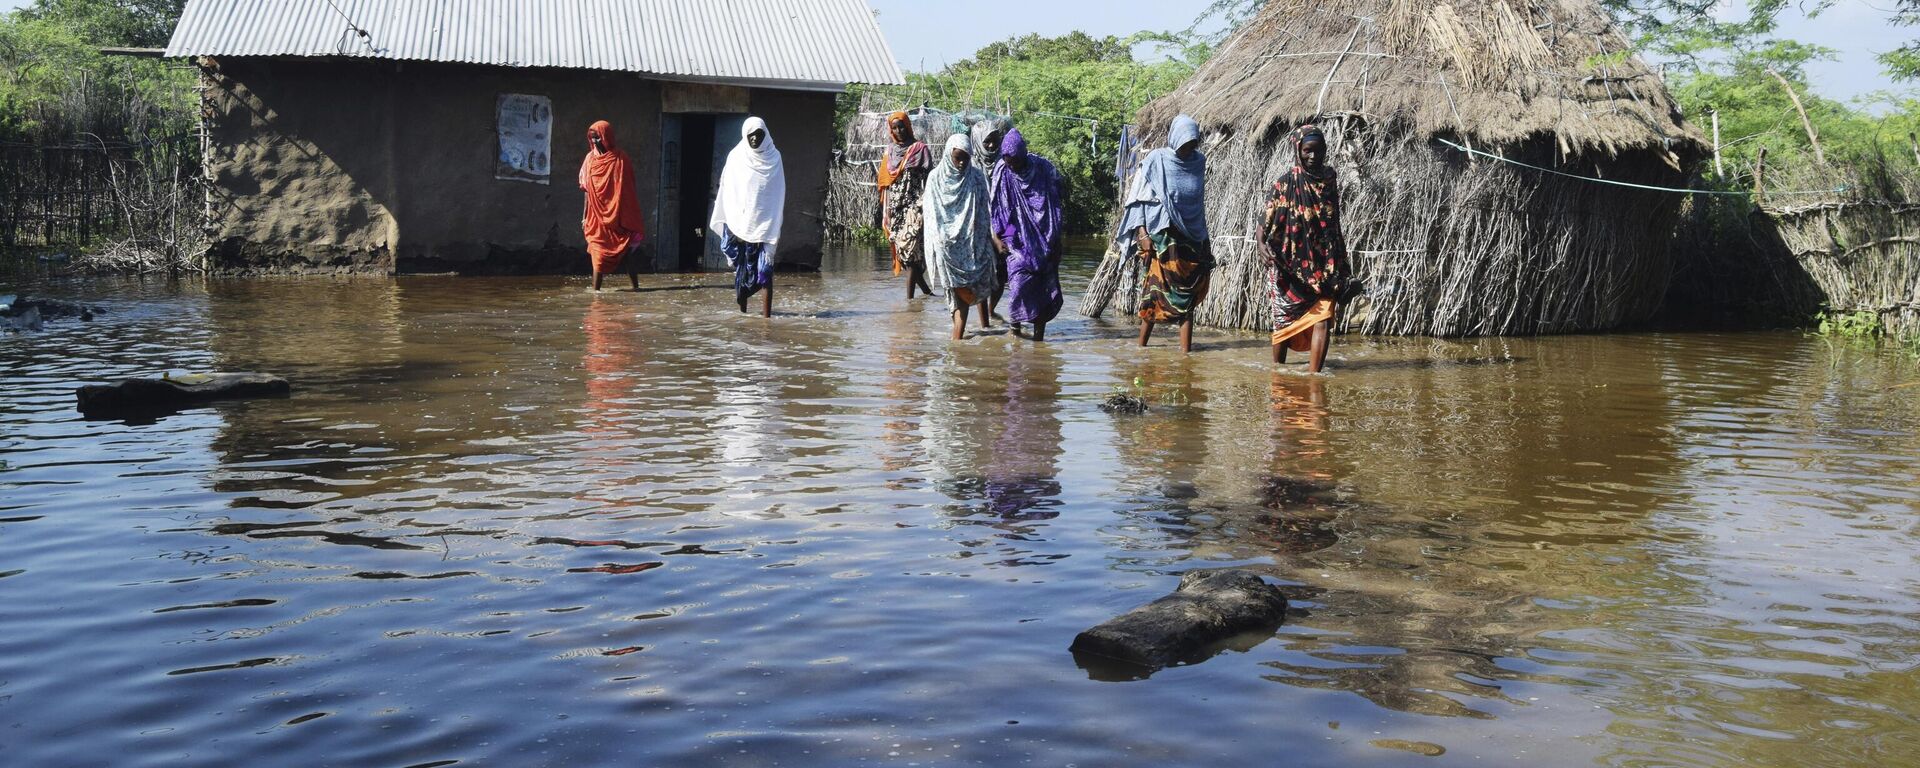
[1883,0,1920,81]
[951,31,1134,70]
[0,0,192,141]
[850,32,1197,235]
[14,0,186,48]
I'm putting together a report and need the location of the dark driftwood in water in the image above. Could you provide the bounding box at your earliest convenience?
[76,373,290,417]
[2,295,100,331]
[1071,569,1288,669]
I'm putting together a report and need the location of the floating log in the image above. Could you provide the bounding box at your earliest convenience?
[1071,569,1288,670]
[76,373,290,418]
[1,295,98,331]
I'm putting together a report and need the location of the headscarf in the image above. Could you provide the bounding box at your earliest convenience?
[578,120,645,268]
[1276,123,1339,216]
[878,111,931,189]
[1293,124,1334,180]
[922,134,998,293]
[710,116,786,249]
[1115,114,1209,243]
[989,129,1064,264]
[970,116,1012,168]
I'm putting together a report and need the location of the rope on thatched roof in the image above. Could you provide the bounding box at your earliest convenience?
[1436,139,1846,197]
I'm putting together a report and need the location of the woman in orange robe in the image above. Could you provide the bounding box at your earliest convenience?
[578,120,644,291]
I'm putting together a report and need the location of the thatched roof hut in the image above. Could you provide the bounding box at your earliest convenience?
[1081,0,1710,336]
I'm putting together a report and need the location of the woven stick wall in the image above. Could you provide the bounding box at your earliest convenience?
[1760,190,1920,337]
[1079,0,1709,336]
[824,93,1002,238]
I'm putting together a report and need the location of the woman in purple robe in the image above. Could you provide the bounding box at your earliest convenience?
[989,129,1066,341]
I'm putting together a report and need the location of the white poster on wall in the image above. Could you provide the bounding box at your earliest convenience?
[496,93,552,184]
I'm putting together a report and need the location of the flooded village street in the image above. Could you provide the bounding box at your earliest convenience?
[3,248,1918,766]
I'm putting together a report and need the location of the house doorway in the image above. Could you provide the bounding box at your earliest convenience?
[658,113,747,272]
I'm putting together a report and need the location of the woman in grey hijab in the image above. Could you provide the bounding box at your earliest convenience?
[1115,114,1211,353]
[970,116,1013,177]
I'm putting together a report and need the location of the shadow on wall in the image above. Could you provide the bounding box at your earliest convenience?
[201,58,658,276]
[1658,194,1825,330]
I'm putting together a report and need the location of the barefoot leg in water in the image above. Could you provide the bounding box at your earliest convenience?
[1179,319,1194,354]
[1308,320,1330,373]
[1138,320,1154,347]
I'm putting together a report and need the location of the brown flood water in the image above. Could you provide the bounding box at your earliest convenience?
[2,246,1918,766]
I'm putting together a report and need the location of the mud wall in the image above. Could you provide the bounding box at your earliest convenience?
[201,57,832,275]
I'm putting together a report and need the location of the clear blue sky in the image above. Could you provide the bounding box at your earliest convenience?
[1,0,1907,103]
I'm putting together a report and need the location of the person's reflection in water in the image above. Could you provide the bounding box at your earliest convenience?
[577,298,646,511]
[1269,374,1331,460]
[981,346,1065,526]
[1257,375,1341,554]
[923,348,1066,565]
[876,311,933,489]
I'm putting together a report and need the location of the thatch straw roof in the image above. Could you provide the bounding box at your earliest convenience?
[1083,0,1719,336]
[1144,0,1707,160]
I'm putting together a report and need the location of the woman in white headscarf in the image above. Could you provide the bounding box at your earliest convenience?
[922,134,999,341]
[710,116,787,316]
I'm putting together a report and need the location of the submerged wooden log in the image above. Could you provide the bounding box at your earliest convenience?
[76,373,290,417]
[1071,569,1288,669]
[2,295,99,331]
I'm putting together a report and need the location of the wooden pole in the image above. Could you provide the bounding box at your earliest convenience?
[1754,147,1768,201]
[42,147,54,244]
[1766,67,1825,166]
[1711,110,1724,178]
[1910,132,1919,167]
[80,148,91,246]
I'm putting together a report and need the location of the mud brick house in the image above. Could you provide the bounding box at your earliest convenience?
[165,0,902,274]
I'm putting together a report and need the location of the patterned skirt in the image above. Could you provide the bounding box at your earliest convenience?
[1267,261,1340,350]
[889,207,926,269]
[1138,230,1213,323]
[723,232,772,306]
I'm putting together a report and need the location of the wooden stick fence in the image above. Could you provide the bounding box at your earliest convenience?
[0,135,198,250]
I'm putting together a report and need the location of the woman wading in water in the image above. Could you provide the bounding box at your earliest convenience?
[710,117,786,317]
[878,111,935,300]
[923,135,999,340]
[970,116,1014,315]
[990,128,1065,341]
[1262,124,1348,372]
[578,120,644,291]
[1118,114,1212,353]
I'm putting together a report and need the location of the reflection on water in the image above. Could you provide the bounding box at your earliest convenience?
[1,251,1917,766]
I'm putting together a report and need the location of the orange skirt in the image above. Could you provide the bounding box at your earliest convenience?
[1272,299,1335,351]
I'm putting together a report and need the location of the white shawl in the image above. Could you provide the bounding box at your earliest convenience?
[921,134,998,296]
[710,116,787,249]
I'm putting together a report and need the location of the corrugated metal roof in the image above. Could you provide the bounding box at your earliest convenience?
[165,0,905,88]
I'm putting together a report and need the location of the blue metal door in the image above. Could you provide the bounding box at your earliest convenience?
[656,114,682,272]
[703,114,749,271]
